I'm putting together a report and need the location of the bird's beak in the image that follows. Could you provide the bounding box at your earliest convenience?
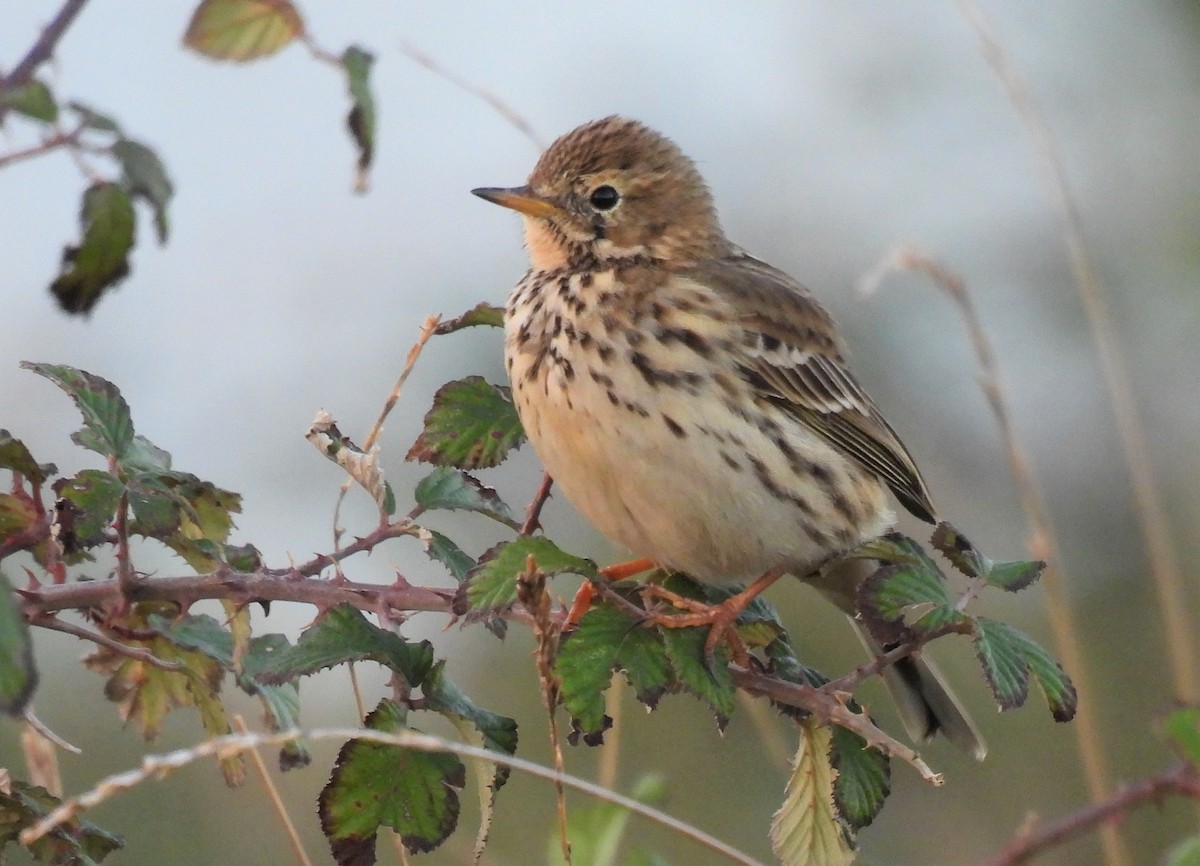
[472,186,565,220]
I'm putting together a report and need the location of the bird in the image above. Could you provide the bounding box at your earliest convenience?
[472,115,984,758]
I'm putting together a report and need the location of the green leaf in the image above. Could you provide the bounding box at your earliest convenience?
[985,560,1045,593]
[547,774,668,866]
[0,781,124,864]
[421,530,475,583]
[422,661,518,860]
[414,466,518,528]
[556,605,622,742]
[319,699,465,861]
[462,536,596,613]
[974,617,1077,721]
[929,522,988,578]
[0,570,38,716]
[659,626,735,728]
[112,139,174,244]
[769,719,856,866]
[0,430,56,485]
[342,45,376,192]
[48,182,137,314]
[66,100,122,133]
[1165,835,1200,866]
[1,78,58,122]
[829,727,890,831]
[255,603,433,687]
[125,474,185,537]
[183,0,304,61]
[52,470,123,557]
[148,613,310,768]
[435,302,504,335]
[23,364,135,457]
[1163,706,1200,769]
[406,376,525,469]
[0,493,38,539]
[856,549,968,645]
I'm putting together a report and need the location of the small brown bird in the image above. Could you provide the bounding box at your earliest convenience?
[473,116,984,757]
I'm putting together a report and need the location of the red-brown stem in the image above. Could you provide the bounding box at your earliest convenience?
[981,762,1200,866]
[0,0,91,120]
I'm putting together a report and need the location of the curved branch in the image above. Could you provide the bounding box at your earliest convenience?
[0,0,91,120]
[982,762,1200,866]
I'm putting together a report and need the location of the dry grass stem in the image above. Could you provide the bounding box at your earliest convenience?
[233,716,314,866]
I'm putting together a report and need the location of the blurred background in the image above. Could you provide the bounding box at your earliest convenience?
[2,2,1199,864]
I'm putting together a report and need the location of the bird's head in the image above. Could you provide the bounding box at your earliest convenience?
[473,116,728,270]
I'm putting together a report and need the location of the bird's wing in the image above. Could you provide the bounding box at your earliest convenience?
[683,252,937,523]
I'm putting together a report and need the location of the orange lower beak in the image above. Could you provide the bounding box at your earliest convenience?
[471,186,565,220]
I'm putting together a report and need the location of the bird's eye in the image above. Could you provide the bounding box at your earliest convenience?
[589,185,620,211]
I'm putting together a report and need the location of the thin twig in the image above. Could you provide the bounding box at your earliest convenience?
[0,0,91,121]
[233,716,314,866]
[864,245,1122,859]
[347,663,367,722]
[981,762,1200,866]
[31,614,184,671]
[18,727,770,866]
[22,709,81,755]
[0,128,79,169]
[397,40,544,149]
[520,472,554,536]
[332,315,441,546]
[955,0,1198,707]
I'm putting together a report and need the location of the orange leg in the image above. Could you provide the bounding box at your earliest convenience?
[646,568,787,667]
[564,557,658,628]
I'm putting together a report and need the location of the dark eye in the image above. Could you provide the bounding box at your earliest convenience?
[589,185,620,211]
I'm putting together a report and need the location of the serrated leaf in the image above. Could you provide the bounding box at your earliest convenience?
[556,606,623,739]
[929,521,989,578]
[112,139,174,244]
[1164,706,1200,769]
[422,661,518,860]
[857,558,967,646]
[342,46,375,192]
[974,617,1076,721]
[0,430,56,485]
[319,699,465,862]
[48,182,136,314]
[406,376,524,469]
[985,559,1045,593]
[255,603,433,687]
[86,605,242,782]
[463,536,596,613]
[126,474,185,537]
[770,719,856,866]
[23,363,134,457]
[435,302,504,334]
[422,530,475,583]
[52,470,123,557]
[829,727,889,831]
[0,781,124,864]
[183,0,304,61]
[414,467,518,528]
[659,626,735,728]
[0,570,38,716]
[148,613,310,768]
[547,774,668,866]
[1,78,58,122]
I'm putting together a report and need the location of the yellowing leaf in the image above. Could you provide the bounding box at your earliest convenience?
[770,720,856,866]
[183,0,304,62]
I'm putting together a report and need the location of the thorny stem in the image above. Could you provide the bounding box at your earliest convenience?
[981,762,1200,866]
[520,472,554,536]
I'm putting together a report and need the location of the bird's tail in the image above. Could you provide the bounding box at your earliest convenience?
[849,619,987,760]
[806,556,987,760]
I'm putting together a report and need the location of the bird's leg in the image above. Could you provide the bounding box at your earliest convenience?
[564,557,658,628]
[645,568,788,668]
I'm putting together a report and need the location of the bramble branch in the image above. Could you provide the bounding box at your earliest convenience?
[982,761,1200,866]
[0,0,91,122]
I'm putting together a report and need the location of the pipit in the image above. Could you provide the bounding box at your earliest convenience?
[473,116,984,758]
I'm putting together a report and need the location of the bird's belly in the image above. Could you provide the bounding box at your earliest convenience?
[511,356,892,583]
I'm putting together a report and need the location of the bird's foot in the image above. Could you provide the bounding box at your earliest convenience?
[563,557,658,630]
